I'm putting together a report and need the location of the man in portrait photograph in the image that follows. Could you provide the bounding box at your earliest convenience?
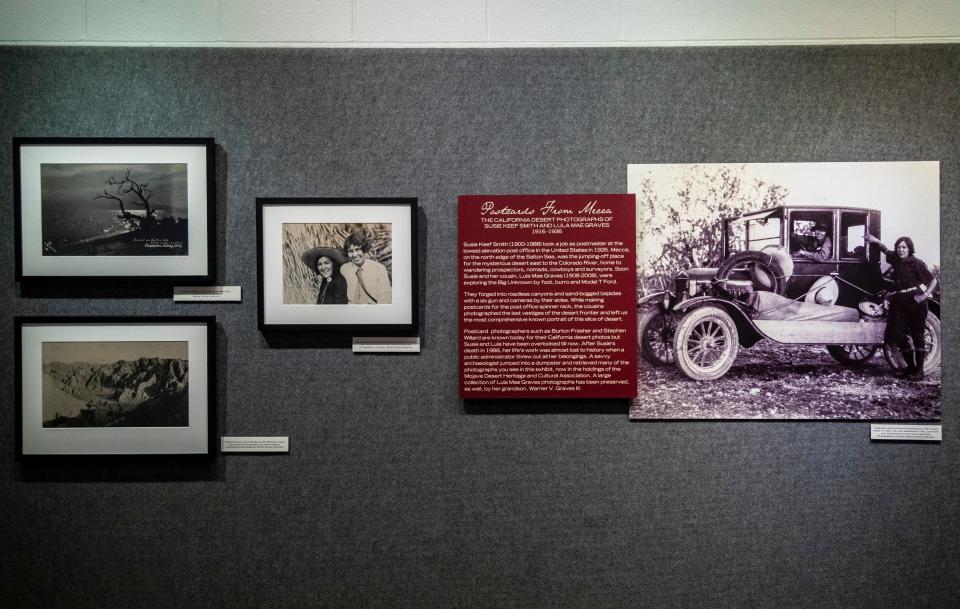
[340,231,392,305]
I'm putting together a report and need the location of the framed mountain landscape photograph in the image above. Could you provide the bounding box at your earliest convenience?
[13,138,216,282]
[15,317,216,456]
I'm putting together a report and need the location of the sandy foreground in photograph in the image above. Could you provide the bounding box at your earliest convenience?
[631,342,940,420]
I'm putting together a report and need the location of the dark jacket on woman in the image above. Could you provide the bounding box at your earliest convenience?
[317,273,348,304]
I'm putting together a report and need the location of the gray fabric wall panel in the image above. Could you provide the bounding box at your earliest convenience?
[1,46,958,609]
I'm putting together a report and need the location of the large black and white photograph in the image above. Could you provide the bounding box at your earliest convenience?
[40,163,188,256]
[258,199,417,332]
[629,162,941,420]
[41,341,188,428]
[15,138,215,281]
[17,317,214,456]
[282,223,393,305]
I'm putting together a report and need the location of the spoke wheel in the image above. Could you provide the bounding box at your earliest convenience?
[638,305,675,365]
[673,306,739,381]
[883,313,942,375]
[826,344,878,366]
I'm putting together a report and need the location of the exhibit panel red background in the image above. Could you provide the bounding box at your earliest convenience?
[458,194,637,399]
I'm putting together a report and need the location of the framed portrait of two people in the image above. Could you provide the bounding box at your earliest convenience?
[257,198,418,333]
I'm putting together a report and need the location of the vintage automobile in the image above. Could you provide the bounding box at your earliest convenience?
[638,205,941,381]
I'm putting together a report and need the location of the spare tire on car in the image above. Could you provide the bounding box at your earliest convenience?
[715,250,788,295]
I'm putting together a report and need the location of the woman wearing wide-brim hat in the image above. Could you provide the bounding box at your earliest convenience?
[301,246,348,305]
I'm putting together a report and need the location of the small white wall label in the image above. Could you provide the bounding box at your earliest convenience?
[174,286,242,302]
[352,337,421,353]
[221,437,289,452]
[870,425,941,442]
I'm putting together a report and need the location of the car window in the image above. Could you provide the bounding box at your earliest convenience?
[840,212,867,260]
[789,211,833,260]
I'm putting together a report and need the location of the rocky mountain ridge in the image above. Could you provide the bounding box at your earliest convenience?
[44,357,188,408]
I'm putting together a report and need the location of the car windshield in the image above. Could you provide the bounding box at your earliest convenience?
[726,209,782,255]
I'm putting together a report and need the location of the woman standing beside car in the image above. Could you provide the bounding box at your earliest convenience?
[864,234,937,380]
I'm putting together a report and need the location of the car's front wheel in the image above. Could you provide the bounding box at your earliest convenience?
[673,306,739,381]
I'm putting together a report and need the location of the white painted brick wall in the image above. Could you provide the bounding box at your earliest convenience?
[355,0,485,42]
[487,0,620,42]
[0,0,84,41]
[896,0,960,36]
[0,0,957,45]
[622,0,896,41]
[222,0,352,42]
[86,0,219,42]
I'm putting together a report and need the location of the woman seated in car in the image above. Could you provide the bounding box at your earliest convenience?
[793,222,832,261]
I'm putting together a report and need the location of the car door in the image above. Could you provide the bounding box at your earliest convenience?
[784,208,839,301]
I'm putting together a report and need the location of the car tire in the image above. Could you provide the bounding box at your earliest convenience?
[826,344,879,366]
[883,313,942,375]
[638,305,675,366]
[715,251,787,295]
[673,306,739,381]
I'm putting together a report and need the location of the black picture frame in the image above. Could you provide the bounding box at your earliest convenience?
[13,137,216,283]
[257,198,419,334]
[15,316,217,457]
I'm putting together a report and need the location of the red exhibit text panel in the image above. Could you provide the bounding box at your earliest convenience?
[459,194,637,398]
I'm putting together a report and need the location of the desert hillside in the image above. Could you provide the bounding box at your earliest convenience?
[43,357,188,427]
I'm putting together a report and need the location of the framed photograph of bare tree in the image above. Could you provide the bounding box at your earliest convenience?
[13,138,216,282]
[15,316,216,456]
[257,198,418,333]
